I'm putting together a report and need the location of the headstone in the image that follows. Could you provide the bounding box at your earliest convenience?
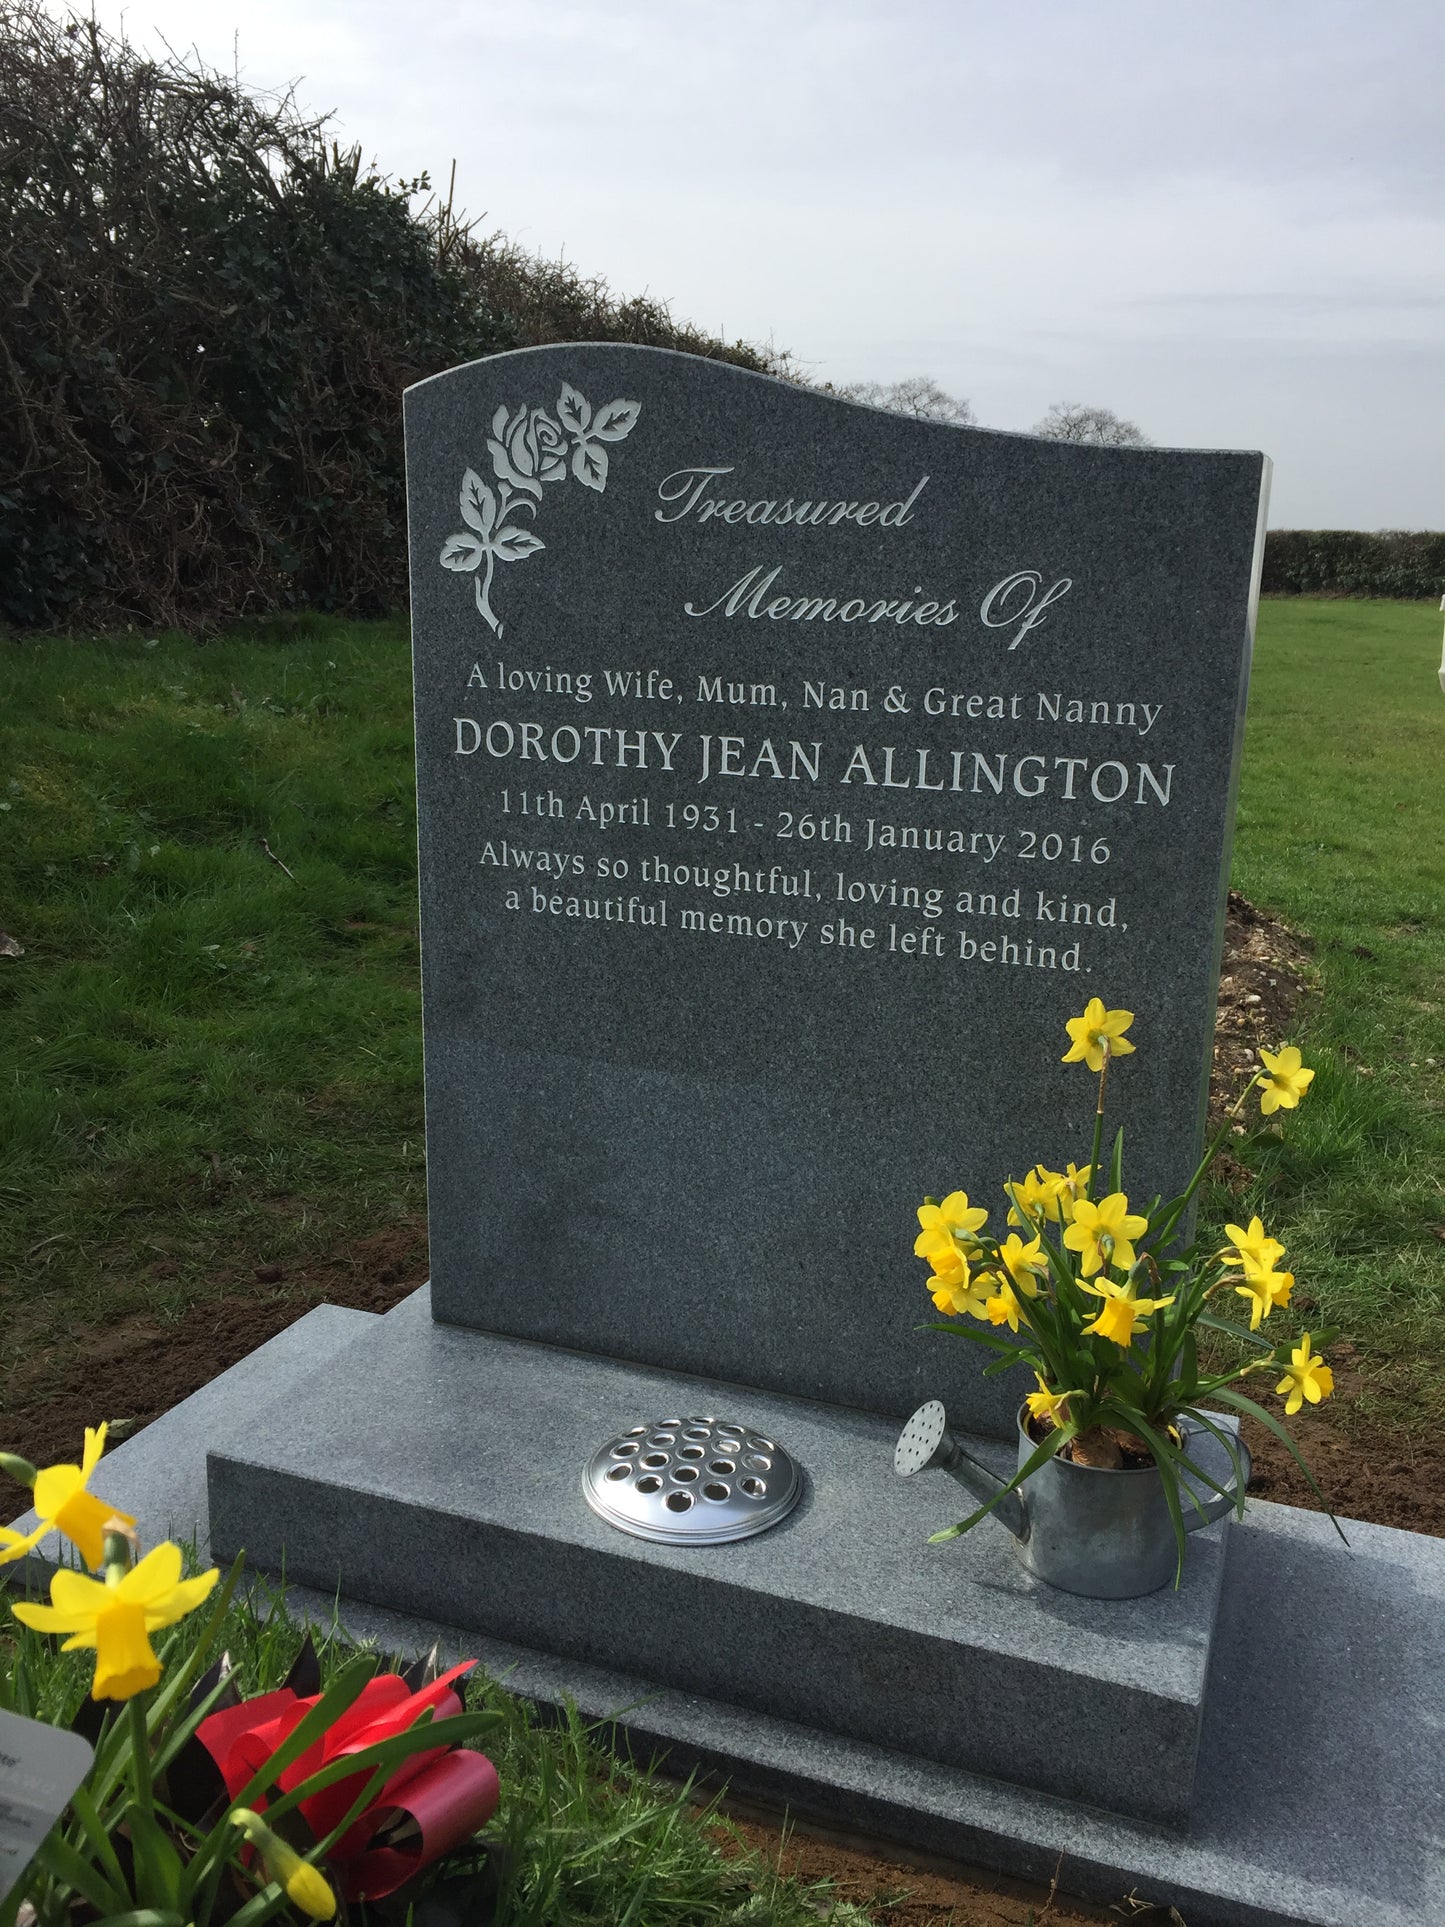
[404,346,1268,1433]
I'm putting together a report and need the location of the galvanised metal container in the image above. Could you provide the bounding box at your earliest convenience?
[896,1400,1250,1598]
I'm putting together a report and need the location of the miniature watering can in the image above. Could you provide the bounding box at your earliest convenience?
[894,1399,1251,1598]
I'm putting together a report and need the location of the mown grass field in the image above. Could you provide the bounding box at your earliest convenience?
[1,600,1442,1434]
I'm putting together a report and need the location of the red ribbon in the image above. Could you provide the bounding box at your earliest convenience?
[197,1661,500,1899]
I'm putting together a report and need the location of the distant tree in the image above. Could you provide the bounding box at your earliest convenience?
[834,376,976,426]
[1031,402,1149,447]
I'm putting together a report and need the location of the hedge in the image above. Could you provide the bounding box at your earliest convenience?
[1262,530,1445,599]
[0,3,782,632]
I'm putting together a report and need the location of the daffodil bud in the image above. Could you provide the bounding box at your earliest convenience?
[101,1523,137,1582]
[0,1452,37,1490]
[230,1809,337,1921]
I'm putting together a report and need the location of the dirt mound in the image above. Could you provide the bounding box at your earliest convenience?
[4,1220,428,1470]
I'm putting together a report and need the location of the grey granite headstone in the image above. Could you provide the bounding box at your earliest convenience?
[404,347,1268,1433]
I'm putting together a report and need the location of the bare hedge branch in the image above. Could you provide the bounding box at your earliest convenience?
[0,2,785,630]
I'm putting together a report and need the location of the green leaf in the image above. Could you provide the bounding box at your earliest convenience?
[1179,1407,1251,1516]
[1118,1411,1189,1582]
[127,1809,184,1911]
[928,1418,1078,1541]
[1196,1309,1274,1350]
[69,1782,133,1902]
[1208,1387,1350,1543]
[32,1828,129,1918]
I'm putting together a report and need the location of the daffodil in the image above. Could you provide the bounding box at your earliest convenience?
[1258,1045,1314,1115]
[1234,1258,1295,1331]
[11,1540,219,1700]
[1061,998,1136,1073]
[915,1190,988,1265]
[1079,1277,1176,1348]
[984,1278,1028,1332]
[995,1232,1047,1297]
[1219,1216,1286,1274]
[231,1809,337,1921]
[1275,1335,1334,1415]
[927,1248,991,1319]
[0,1425,135,1571]
[1062,1192,1149,1277]
[1025,1375,1073,1427]
[1006,1163,1091,1226]
[1052,1162,1093,1222]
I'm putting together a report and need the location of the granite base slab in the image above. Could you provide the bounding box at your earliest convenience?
[11,1302,1445,1927]
[204,1289,1228,1827]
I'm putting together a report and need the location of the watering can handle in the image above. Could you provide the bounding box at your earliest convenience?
[1181,1424,1252,1532]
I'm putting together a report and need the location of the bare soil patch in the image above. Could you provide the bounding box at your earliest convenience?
[715,1808,1138,1925]
[2,1221,428,1468]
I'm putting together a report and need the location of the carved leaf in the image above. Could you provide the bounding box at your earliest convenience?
[491,526,545,562]
[556,383,591,437]
[589,398,641,443]
[572,439,609,492]
[491,404,510,440]
[459,469,497,535]
[440,533,485,572]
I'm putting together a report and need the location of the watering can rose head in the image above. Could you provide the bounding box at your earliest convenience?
[909,998,1340,1569]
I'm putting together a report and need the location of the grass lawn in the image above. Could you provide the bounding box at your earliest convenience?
[1210,598,1445,1432]
[1,599,1442,1432]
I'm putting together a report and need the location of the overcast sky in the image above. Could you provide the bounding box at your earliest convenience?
[75,0,1443,527]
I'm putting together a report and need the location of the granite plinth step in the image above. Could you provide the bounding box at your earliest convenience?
[205,1288,1230,1828]
[11,1298,1445,1927]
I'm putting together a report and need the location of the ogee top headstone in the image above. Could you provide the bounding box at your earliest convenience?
[404,346,1268,1436]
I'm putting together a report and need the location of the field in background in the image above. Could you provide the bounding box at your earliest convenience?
[1,600,1441,1454]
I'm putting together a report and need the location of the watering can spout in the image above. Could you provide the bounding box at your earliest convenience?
[894,1400,1029,1542]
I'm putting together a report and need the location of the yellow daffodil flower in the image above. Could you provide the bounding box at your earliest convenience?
[1025,1375,1073,1427]
[984,1278,1029,1332]
[996,1232,1047,1297]
[1061,998,1136,1073]
[1062,1192,1149,1277]
[1258,1045,1314,1115]
[1275,1334,1334,1415]
[915,1190,988,1265]
[231,1809,337,1921]
[1006,1163,1091,1226]
[11,1540,219,1700]
[1079,1277,1176,1348]
[0,1426,135,1571]
[1218,1216,1286,1274]
[1006,1167,1057,1226]
[1234,1258,1295,1331]
[927,1248,991,1319]
[1049,1162,1093,1223]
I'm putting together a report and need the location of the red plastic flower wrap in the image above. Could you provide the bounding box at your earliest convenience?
[197,1659,499,1900]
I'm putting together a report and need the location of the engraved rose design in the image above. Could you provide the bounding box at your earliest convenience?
[441,381,640,636]
[486,405,569,499]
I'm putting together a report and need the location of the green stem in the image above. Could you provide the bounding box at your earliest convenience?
[1086,1049,1111,1200]
[129,1694,154,1818]
[1150,1070,1267,1251]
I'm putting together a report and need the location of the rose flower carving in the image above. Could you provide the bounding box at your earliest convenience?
[440,382,641,636]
